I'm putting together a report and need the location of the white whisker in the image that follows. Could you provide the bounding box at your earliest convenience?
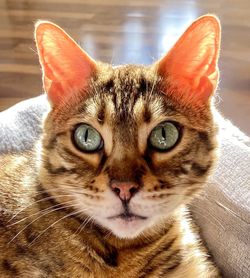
[8,195,75,223]
[8,200,74,227]
[28,209,89,246]
[74,214,94,236]
[8,203,78,244]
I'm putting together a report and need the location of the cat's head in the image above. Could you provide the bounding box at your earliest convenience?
[35,15,220,239]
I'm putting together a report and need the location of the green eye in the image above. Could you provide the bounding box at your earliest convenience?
[73,124,103,152]
[149,122,180,151]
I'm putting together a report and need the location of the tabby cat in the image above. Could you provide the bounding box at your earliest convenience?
[0,15,221,277]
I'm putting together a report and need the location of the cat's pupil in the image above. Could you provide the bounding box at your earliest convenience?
[85,128,89,142]
[162,127,166,140]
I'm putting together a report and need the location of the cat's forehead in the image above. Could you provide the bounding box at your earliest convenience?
[89,64,167,124]
[52,63,204,135]
[96,64,158,99]
[61,63,186,134]
[111,64,156,87]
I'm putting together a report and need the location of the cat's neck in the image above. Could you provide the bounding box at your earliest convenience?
[100,216,176,250]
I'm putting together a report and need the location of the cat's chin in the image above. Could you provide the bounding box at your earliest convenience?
[95,215,153,239]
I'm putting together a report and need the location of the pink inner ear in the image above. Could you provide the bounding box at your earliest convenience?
[158,16,220,105]
[35,22,96,105]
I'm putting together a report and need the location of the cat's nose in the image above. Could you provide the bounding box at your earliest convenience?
[111,181,139,201]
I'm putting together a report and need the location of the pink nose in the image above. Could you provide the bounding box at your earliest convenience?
[111,181,139,201]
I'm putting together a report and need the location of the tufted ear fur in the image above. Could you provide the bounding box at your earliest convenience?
[35,21,96,105]
[157,15,221,105]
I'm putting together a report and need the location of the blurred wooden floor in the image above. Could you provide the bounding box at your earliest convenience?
[0,0,250,135]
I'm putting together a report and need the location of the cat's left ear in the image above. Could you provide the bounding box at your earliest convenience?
[157,15,221,105]
[35,21,96,105]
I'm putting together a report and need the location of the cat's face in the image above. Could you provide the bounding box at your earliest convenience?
[36,16,220,238]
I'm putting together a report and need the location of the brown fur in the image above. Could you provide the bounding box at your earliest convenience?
[0,62,220,277]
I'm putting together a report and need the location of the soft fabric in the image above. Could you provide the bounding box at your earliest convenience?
[0,95,48,154]
[191,116,250,277]
[0,96,249,277]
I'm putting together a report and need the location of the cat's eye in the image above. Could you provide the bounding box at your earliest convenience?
[73,124,103,152]
[149,121,180,151]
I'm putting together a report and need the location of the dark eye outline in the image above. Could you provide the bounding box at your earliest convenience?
[72,123,104,153]
[148,121,183,152]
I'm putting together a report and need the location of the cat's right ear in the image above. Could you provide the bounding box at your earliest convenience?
[156,15,221,106]
[35,21,96,105]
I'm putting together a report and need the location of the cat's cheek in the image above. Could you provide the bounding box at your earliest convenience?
[77,190,123,218]
[130,193,186,219]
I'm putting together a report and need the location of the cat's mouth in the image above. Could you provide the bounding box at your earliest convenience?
[94,204,150,238]
[108,212,147,222]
